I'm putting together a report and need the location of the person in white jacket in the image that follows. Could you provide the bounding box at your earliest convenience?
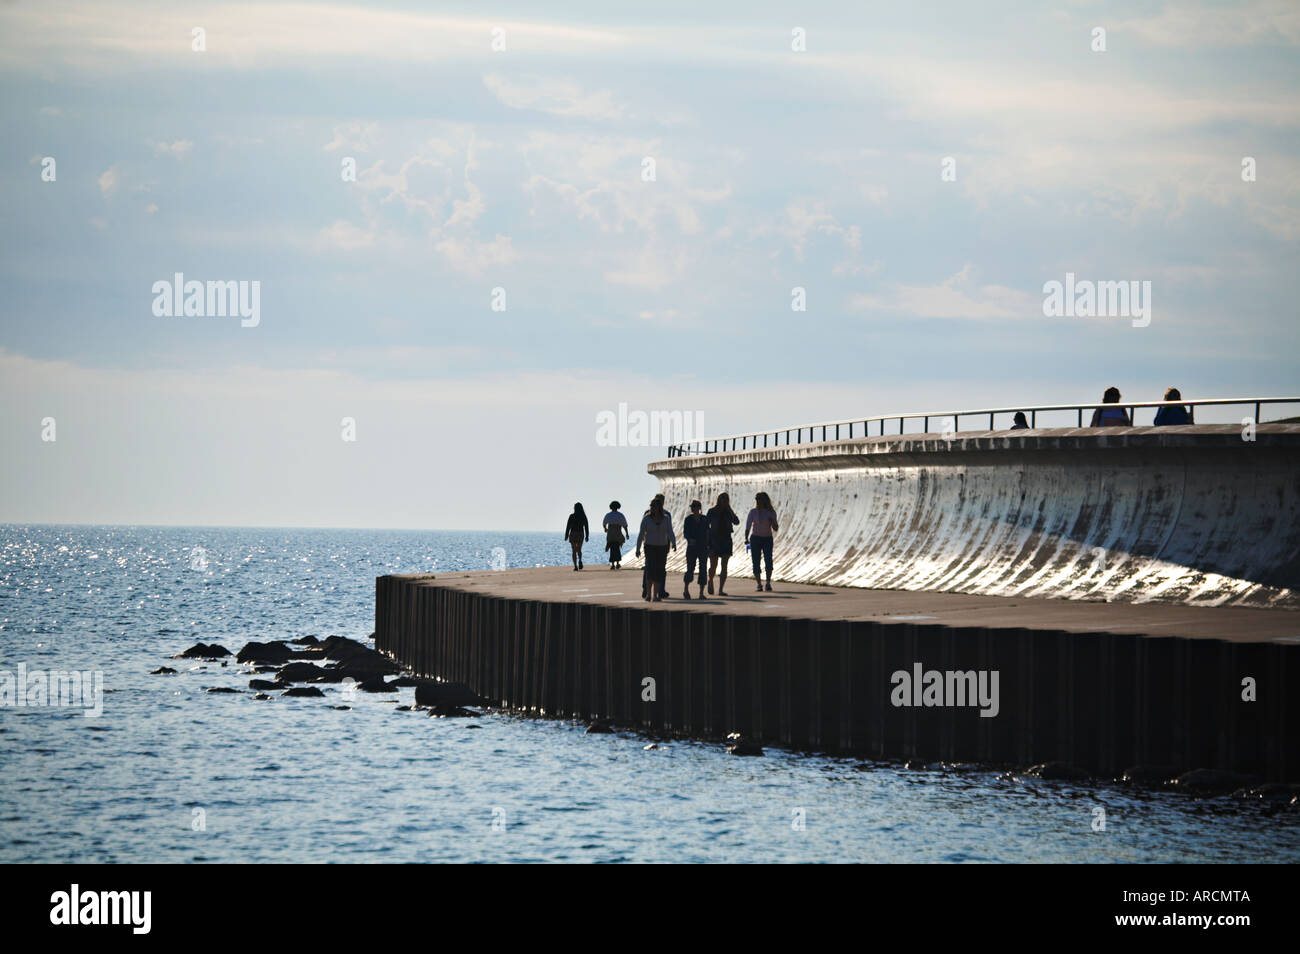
[635,494,677,601]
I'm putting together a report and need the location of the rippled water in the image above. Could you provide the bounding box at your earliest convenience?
[1,525,1296,863]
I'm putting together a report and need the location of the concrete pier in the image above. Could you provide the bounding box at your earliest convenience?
[375,567,1298,781]
[375,424,1298,780]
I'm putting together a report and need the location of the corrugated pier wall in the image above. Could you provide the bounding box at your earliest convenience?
[375,573,1297,781]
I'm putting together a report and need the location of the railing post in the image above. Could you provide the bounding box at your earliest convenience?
[1255,401,1261,424]
[1078,408,1083,427]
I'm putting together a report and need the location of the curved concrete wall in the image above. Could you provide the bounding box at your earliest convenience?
[646,425,1300,609]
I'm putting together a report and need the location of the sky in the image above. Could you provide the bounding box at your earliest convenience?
[1,0,1297,531]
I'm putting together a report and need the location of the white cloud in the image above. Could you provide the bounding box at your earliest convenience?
[1115,1,1300,48]
[483,73,624,121]
[433,234,517,275]
[851,265,1039,320]
[151,139,193,158]
[97,166,120,196]
[323,121,378,153]
[317,219,375,250]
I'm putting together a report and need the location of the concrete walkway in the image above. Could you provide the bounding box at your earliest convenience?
[405,566,1299,644]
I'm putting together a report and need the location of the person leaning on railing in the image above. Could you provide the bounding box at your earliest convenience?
[1153,387,1192,425]
[1090,386,1131,426]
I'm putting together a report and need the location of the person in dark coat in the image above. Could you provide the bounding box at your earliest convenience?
[564,503,588,570]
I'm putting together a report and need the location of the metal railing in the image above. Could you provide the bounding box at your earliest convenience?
[664,397,1300,458]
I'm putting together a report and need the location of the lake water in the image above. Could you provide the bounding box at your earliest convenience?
[1,525,1296,863]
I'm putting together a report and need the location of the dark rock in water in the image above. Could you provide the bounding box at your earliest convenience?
[1023,762,1090,780]
[1170,768,1254,794]
[1231,783,1299,803]
[336,657,401,678]
[275,662,333,684]
[465,724,481,729]
[248,679,280,690]
[357,676,396,693]
[725,732,763,756]
[389,676,424,688]
[250,665,279,674]
[236,641,295,665]
[252,693,272,701]
[428,705,477,718]
[206,687,240,694]
[330,705,351,710]
[282,686,325,697]
[585,721,614,734]
[414,681,483,707]
[644,742,663,751]
[150,666,178,675]
[289,635,320,645]
[175,642,231,660]
[394,705,413,711]
[1121,765,1177,785]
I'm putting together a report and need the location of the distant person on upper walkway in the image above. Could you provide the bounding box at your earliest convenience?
[1089,387,1131,427]
[603,501,628,570]
[1153,387,1192,426]
[1010,412,1030,430]
[564,503,588,570]
[745,492,780,592]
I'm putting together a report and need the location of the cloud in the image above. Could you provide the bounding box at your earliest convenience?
[323,121,378,153]
[316,219,375,250]
[0,2,629,68]
[97,166,120,196]
[1114,1,1300,48]
[433,234,517,275]
[151,139,193,158]
[851,265,1039,320]
[483,73,624,120]
[752,200,861,263]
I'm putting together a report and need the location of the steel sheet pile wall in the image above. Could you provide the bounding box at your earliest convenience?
[375,575,1297,781]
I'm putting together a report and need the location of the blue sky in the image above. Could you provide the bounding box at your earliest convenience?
[2,0,1297,530]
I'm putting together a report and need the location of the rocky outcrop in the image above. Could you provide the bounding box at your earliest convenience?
[175,643,231,660]
[1121,765,1177,785]
[1169,768,1255,794]
[282,686,325,698]
[428,705,477,717]
[725,732,763,756]
[248,679,280,690]
[236,641,296,665]
[414,681,483,708]
[275,662,334,684]
[150,666,177,675]
[1022,762,1090,780]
